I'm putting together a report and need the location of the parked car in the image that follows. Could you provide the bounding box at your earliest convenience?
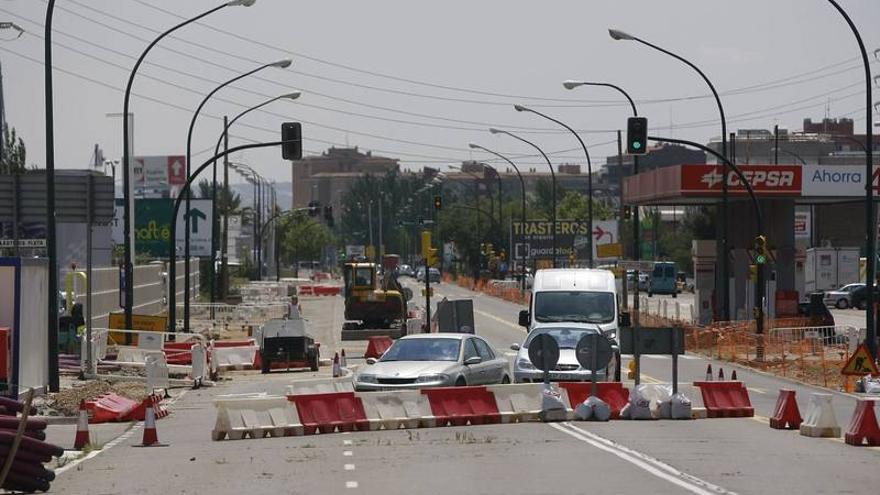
[648,262,678,297]
[354,334,510,391]
[849,285,880,311]
[822,283,864,309]
[638,272,650,292]
[415,267,441,283]
[398,264,415,277]
[511,326,617,383]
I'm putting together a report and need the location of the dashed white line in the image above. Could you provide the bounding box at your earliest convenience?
[344,464,356,471]
[343,439,353,446]
[550,423,736,495]
[343,450,353,457]
[346,481,359,488]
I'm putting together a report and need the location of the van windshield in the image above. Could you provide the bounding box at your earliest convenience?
[533,291,615,324]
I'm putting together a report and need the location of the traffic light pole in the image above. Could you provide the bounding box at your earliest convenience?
[648,136,765,359]
[424,254,431,331]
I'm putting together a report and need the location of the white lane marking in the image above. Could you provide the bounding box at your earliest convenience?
[346,481,359,488]
[343,439,353,446]
[550,423,736,495]
[343,450,353,457]
[344,464,356,471]
[640,354,701,361]
[55,389,190,476]
[504,352,518,357]
[747,387,767,395]
[474,308,524,332]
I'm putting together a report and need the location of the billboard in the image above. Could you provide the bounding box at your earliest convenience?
[133,156,186,198]
[134,198,213,257]
[680,164,802,196]
[801,165,880,197]
[511,219,619,262]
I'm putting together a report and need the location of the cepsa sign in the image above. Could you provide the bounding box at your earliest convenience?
[681,165,802,196]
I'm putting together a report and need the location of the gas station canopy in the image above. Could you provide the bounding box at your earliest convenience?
[623,163,878,205]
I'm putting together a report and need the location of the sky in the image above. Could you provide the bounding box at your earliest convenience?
[1,0,879,185]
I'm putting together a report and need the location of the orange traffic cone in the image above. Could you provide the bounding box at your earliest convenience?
[332,353,341,378]
[134,399,167,447]
[718,368,725,380]
[731,370,738,381]
[74,400,90,450]
[705,364,713,381]
[340,349,347,368]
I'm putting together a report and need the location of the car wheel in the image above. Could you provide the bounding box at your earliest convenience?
[501,375,510,384]
[609,352,621,382]
[836,299,849,309]
[858,300,867,311]
[455,377,467,387]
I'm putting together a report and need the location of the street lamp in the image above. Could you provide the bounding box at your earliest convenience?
[469,143,527,293]
[45,0,59,392]
[211,92,301,302]
[182,58,292,329]
[513,104,594,268]
[609,27,731,321]
[121,0,256,331]
[489,127,557,268]
[825,0,876,360]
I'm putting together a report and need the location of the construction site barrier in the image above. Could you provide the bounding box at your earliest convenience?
[364,336,393,359]
[298,285,314,296]
[800,393,841,438]
[486,383,572,423]
[420,386,501,426]
[356,390,437,429]
[559,382,630,419]
[126,394,169,422]
[769,389,802,429]
[844,399,880,446]
[692,381,754,418]
[212,395,303,440]
[287,392,371,434]
[84,393,140,423]
[313,285,341,296]
[211,341,259,369]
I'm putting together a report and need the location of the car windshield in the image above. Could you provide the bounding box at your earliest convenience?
[379,338,460,362]
[524,328,592,349]
[533,291,615,323]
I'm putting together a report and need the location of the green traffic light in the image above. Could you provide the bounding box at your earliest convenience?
[633,142,642,149]
[756,255,766,265]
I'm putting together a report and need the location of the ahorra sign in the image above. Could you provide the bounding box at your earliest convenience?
[802,165,880,197]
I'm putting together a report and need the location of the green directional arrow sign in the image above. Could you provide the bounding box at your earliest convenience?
[186,208,207,234]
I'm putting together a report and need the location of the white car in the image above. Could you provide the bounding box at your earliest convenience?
[822,283,864,309]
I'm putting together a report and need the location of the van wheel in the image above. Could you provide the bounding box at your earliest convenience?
[455,377,467,387]
[501,375,510,384]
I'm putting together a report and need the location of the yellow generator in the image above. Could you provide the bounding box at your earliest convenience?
[341,262,408,340]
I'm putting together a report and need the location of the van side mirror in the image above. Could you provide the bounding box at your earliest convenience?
[518,310,530,328]
[618,312,632,328]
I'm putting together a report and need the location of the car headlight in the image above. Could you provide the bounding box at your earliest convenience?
[603,329,617,341]
[357,374,378,384]
[415,374,448,383]
[516,357,535,370]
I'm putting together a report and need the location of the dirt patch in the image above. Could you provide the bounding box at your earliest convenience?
[38,380,149,417]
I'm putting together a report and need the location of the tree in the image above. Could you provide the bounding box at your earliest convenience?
[557,190,614,221]
[0,124,27,174]
[197,179,242,216]
[531,178,566,219]
[277,212,335,265]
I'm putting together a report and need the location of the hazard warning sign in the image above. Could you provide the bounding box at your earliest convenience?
[841,344,879,376]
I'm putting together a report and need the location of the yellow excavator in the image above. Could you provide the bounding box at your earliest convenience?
[341,258,410,339]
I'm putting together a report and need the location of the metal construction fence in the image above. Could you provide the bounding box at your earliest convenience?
[176,302,288,332]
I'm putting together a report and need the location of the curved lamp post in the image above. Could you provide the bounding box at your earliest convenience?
[121,0,256,330]
[182,58,291,329]
[825,0,875,360]
[470,143,527,293]
[211,91,301,302]
[609,27,731,321]
[168,139,296,333]
[513,104,594,268]
[490,128,558,268]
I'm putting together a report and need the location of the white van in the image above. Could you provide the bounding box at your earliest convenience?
[516,269,624,381]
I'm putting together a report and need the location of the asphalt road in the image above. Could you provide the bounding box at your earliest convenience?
[48,279,880,495]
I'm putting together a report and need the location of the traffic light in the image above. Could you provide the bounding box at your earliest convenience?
[323,205,334,228]
[754,235,768,264]
[626,117,648,155]
[622,205,632,220]
[421,231,432,259]
[281,122,302,160]
[307,200,319,217]
[426,247,439,267]
[434,195,442,211]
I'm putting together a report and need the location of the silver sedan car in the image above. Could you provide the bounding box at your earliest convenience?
[354,334,510,391]
[512,325,618,383]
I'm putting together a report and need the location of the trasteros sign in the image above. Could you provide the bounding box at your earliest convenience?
[511,220,618,261]
[802,165,880,197]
